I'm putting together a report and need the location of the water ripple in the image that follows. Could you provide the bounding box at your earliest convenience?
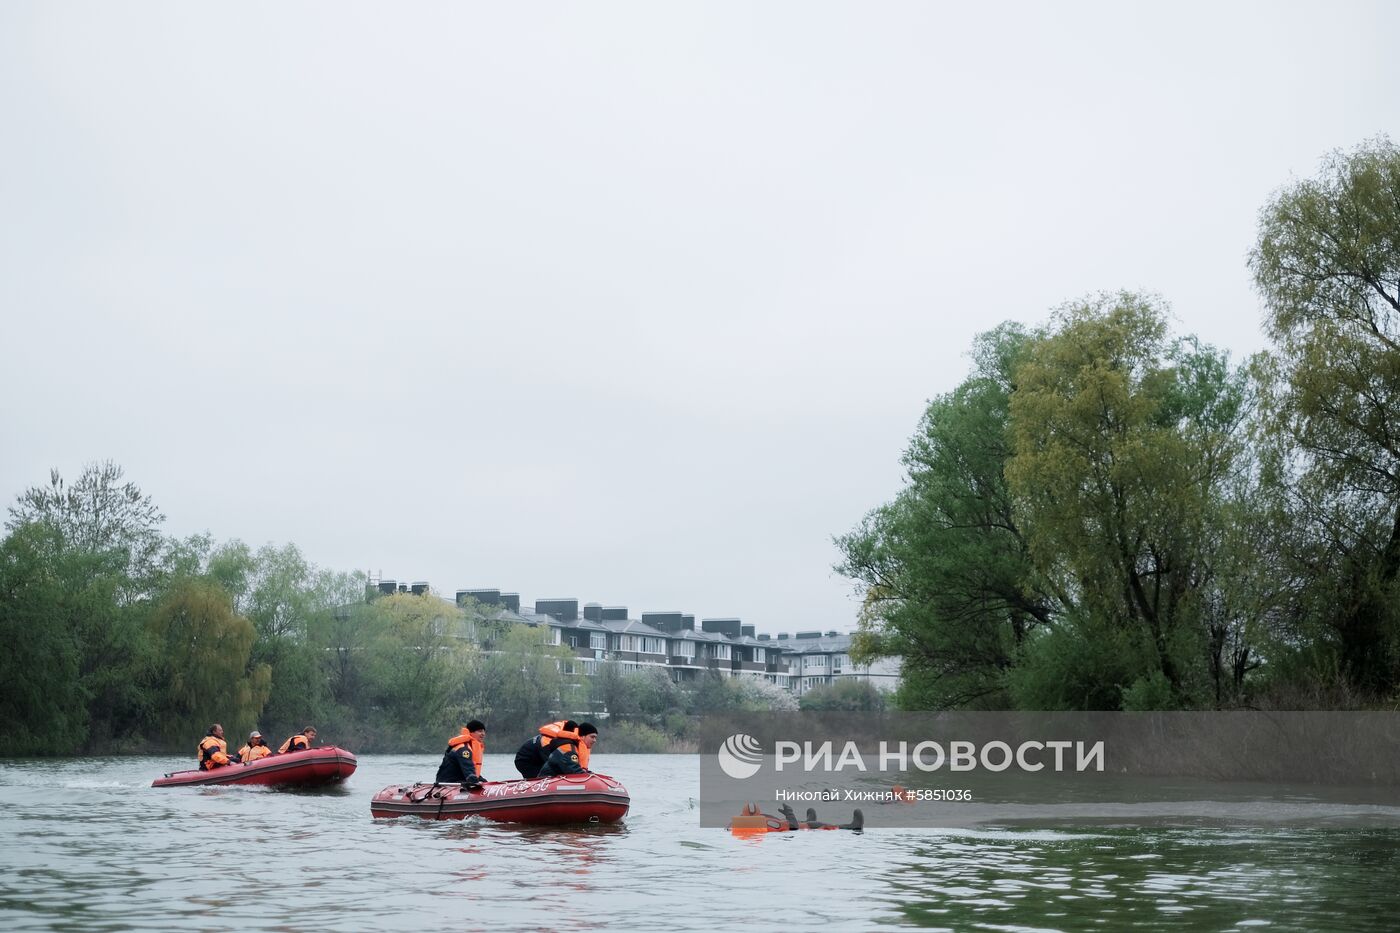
[2,755,1399,931]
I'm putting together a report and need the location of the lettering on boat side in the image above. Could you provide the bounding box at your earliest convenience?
[482,780,554,798]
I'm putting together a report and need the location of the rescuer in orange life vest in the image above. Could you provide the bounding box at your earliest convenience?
[198,724,231,770]
[238,731,271,764]
[436,720,486,788]
[514,719,579,779]
[537,722,598,778]
[278,726,317,754]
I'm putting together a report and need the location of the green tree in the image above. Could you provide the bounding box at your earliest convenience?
[631,666,683,715]
[4,465,167,746]
[1006,294,1250,706]
[238,543,332,739]
[687,673,798,712]
[1250,137,1400,695]
[587,661,640,717]
[6,461,165,599]
[146,580,271,743]
[369,588,478,739]
[312,598,380,737]
[836,323,1062,708]
[470,623,572,739]
[0,524,91,754]
[798,680,888,711]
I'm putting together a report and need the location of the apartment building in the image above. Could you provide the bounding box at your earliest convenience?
[369,580,900,694]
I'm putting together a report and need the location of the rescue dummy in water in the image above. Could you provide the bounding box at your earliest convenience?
[729,802,864,833]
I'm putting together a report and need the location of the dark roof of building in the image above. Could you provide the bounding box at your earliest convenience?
[782,634,853,654]
[599,619,668,637]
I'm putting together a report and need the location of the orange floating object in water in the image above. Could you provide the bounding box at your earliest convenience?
[727,802,862,833]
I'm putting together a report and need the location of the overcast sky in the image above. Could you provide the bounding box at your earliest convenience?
[3,2,1398,633]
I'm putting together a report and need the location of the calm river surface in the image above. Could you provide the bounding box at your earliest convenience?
[3,753,1399,931]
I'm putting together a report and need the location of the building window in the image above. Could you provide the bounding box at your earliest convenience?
[714,644,732,661]
[674,641,695,659]
[754,648,765,663]
[590,633,607,650]
[643,637,664,655]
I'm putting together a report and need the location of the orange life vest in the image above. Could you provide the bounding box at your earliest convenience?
[278,733,310,754]
[239,743,271,763]
[538,721,572,741]
[447,729,484,775]
[198,735,229,769]
[539,721,581,753]
[576,740,591,771]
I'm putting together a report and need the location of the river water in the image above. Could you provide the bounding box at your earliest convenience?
[2,753,1398,931]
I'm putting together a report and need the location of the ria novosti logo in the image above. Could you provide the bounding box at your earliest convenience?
[715,734,1105,779]
[717,733,764,779]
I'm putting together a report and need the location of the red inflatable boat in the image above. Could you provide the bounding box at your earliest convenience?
[370,773,630,824]
[152,746,357,788]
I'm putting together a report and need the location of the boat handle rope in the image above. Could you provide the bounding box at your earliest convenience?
[407,783,440,804]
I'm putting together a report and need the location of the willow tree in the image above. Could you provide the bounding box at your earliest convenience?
[205,540,346,740]
[362,591,477,747]
[470,623,572,739]
[836,323,1063,709]
[4,463,163,746]
[1005,294,1250,707]
[0,524,90,754]
[1250,137,1400,694]
[146,580,271,744]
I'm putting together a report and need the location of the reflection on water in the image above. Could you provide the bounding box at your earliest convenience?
[1,754,1398,931]
[879,829,1400,930]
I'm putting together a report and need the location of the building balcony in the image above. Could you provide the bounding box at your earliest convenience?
[606,650,668,664]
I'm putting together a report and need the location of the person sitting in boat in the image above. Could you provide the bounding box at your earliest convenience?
[198,724,231,770]
[576,722,598,770]
[513,720,580,779]
[436,720,486,788]
[537,725,594,778]
[238,731,271,764]
[278,726,317,754]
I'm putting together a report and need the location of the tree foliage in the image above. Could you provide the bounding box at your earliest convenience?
[1251,137,1400,694]
[2,463,163,746]
[0,524,90,754]
[0,464,804,755]
[1007,294,1250,705]
[146,580,270,744]
[6,461,165,599]
[798,680,888,712]
[470,622,571,741]
[840,295,1263,711]
[837,323,1059,709]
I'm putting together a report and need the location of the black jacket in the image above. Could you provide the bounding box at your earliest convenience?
[537,743,587,778]
[514,735,550,779]
[435,743,482,785]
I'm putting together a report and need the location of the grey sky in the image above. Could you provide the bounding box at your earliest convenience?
[3,2,1398,633]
